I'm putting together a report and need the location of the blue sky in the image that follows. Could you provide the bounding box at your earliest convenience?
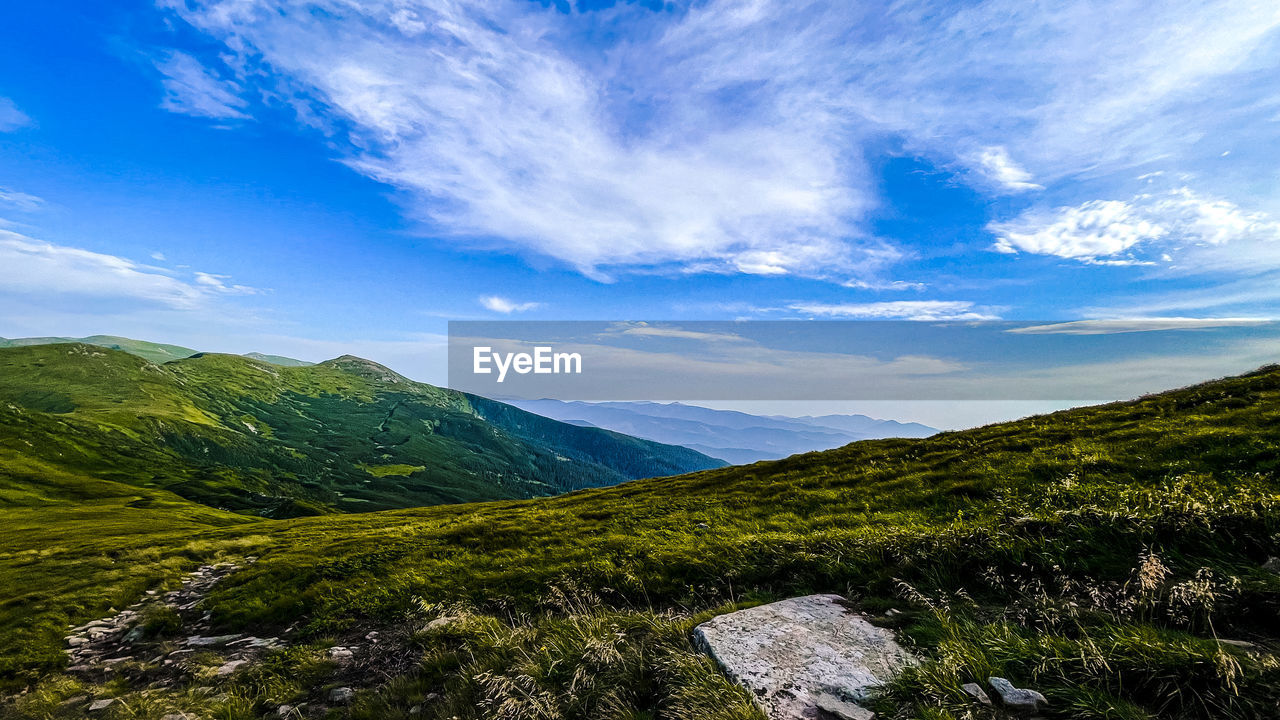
[2,0,1280,397]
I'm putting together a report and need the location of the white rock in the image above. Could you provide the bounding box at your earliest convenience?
[693,594,917,720]
[215,659,249,676]
[423,616,459,632]
[88,699,115,712]
[329,687,355,703]
[961,682,991,705]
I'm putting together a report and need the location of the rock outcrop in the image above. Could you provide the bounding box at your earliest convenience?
[987,676,1047,713]
[693,594,917,720]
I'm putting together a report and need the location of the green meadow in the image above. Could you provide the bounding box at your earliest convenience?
[2,348,1280,718]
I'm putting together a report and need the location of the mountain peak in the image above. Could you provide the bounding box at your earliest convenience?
[319,355,410,384]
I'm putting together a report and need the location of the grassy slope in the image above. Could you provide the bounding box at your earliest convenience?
[0,335,313,367]
[4,364,1280,718]
[0,336,198,365]
[0,344,721,517]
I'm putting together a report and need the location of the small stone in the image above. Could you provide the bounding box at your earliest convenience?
[423,617,459,632]
[88,699,115,712]
[1262,557,1280,575]
[884,609,902,618]
[961,682,992,705]
[409,705,423,715]
[215,659,249,676]
[186,634,243,647]
[329,687,355,704]
[67,636,87,647]
[276,704,295,717]
[328,646,354,664]
[988,677,1047,713]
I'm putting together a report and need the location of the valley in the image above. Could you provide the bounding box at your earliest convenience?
[2,359,1279,718]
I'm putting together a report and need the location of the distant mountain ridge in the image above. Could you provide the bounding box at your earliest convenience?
[0,335,312,367]
[0,343,721,517]
[507,399,937,463]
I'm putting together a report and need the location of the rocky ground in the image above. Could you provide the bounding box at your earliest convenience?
[12,576,1059,719]
[8,558,419,719]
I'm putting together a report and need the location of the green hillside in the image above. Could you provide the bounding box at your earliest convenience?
[242,352,315,367]
[0,335,199,365]
[0,343,721,517]
[3,363,1280,719]
[0,335,314,367]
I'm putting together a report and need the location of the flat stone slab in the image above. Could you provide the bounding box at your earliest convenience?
[693,594,917,720]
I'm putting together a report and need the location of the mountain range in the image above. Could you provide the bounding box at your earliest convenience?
[507,399,937,463]
[0,335,313,367]
[0,343,721,517]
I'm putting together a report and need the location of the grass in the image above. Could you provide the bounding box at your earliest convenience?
[3,360,1280,717]
[0,344,721,517]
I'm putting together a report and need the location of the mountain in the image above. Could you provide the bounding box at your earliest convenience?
[0,335,198,364]
[0,343,721,517]
[242,352,314,367]
[507,399,937,463]
[4,363,1279,717]
[0,335,313,367]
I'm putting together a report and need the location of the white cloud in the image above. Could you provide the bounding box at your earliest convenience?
[972,147,1043,192]
[158,0,1280,283]
[479,295,541,314]
[0,188,42,212]
[990,187,1280,266]
[788,300,999,320]
[1008,317,1272,335]
[0,230,258,309]
[602,323,749,343]
[194,271,258,294]
[0,97,30,132]
[153,51,250,120]
[991,199,1164,260]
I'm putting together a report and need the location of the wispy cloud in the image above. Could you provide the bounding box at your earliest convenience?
[0,97,30,132]
[602,323,749,343]
[788,300,999,320]
[479,295,541,314]
[157,0,1280,289]
[0,188,42,212]
[153,50,250,120]
[1008,318,1272,335]
[0,230,259,309]
[971,147,1043,192]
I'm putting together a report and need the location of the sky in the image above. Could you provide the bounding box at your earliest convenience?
[1,1,1279,424]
